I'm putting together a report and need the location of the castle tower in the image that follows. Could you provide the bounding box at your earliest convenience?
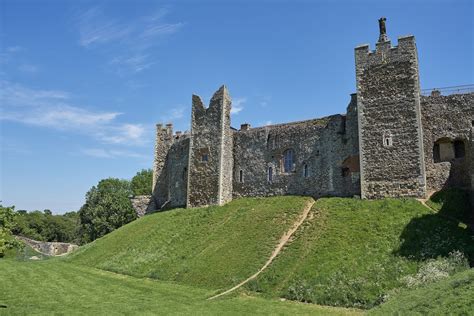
[187,85,234,207]
[152,123,174,208]
[355,18,426,199]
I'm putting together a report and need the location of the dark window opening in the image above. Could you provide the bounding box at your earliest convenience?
[202,154,208,162]
[268,167,273,182]
[341,167,350,177]
[183,167,187,181]
[283,149,295,173]
[303,164,309,178]
[239,170,243,183]
[454,140,465,158]
[433,143,441,163]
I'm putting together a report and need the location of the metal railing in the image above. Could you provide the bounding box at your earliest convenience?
[421,84,474,96]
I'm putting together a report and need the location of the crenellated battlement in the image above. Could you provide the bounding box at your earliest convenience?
[148,17,472,212]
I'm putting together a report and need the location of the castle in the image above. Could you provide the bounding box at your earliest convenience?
[150,18,474,211]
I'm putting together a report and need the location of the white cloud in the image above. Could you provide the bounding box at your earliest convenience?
[231,97,246,114]
[76,7,183,74]
[0,80,150,146]
[162,107,185,121]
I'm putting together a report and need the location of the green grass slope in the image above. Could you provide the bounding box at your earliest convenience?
[248,197,473,309]
[68,196,312,291]
[0,258,362,315]
[369,268,474,315]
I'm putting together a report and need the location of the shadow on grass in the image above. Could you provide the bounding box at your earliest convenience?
[395,190,474,266]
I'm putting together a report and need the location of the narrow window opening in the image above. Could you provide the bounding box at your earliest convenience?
[433,143,441,163]
[239,170,243,183]
[341,167,350,177]
[454,140,465,158]
[183,167,187,181]
[282,149,295,173]
[268,167,273,182]
[383,133,393,147]
[201,154,208,162]
[303,164,309,178]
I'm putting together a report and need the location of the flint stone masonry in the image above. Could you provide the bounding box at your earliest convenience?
[355,36,426,199]
[150,19,473,211]
[130,195,154,217]
[420,94,474,193]
[16,236,78,256]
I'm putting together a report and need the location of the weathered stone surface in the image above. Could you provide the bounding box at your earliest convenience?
[355,35,426,199]
[130,195,155,217]
[420,94,474,193]
[187,86,233,208]
[16,236,78,256]
[151,19,473,210]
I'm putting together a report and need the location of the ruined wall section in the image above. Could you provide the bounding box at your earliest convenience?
[420,93,474,192]
[233,95,360,199]
[152,124,173,209]
[152,129,189,210]
[355,36,426,199]
[187,86,233,207]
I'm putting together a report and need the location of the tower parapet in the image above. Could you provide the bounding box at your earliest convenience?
[355,18,426,199]
[187,85,234,207]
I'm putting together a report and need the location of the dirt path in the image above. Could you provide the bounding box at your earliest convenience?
[208,198,316,300]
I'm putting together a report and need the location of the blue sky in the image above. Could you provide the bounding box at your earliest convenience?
[1,0,472,213]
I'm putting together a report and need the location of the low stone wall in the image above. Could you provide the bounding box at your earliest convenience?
[130,195,154,217]
[16,236,78,256]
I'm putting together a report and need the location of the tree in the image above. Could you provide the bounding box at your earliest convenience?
[78,178,137,243]
[0,205,22,257]
[130,169,153,196]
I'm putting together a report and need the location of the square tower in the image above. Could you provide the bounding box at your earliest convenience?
[187,86,234,207]
[355,18,426,199]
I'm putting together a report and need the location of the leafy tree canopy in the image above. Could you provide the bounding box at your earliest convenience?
[0,205,22,257]
[78,178,137,243]
[130,169,153,196]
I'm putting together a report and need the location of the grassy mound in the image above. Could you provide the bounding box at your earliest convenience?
[0,258,362,315]
[248,197,473,308]
[68,196,312,290]
[369,268,474,315]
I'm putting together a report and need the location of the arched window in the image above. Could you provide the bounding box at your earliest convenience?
[282,149,295,173]
[268,167,273,182]
[303,164,309,178]
[239,170,243,183]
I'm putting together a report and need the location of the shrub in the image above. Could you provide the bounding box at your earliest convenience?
[402,251,469,288]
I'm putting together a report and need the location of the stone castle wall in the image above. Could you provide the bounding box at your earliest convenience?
[233,95,359,199]
[149,22,473,212]
[355,36,426,199]
[420,93,474,193]
[187,86,233,208]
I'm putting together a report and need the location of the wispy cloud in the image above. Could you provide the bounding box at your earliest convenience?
[76,7,183,74]
[161,107,185,122]
[81,148,147,159]
[259,95,272,107]
[231,97,246,114]
[18,64,40,74]
[0,80,149,146]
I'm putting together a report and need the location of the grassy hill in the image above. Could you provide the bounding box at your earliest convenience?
[67,191,473,311]
[67,196,313,291]
[0,258,361,315]
[249,196,473,308]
